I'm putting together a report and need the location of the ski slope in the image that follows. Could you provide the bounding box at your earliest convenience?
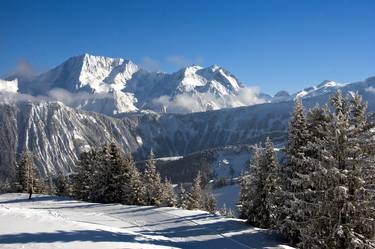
[0,193,292,249]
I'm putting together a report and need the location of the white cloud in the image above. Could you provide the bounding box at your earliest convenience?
[152,86,265,114]
[365,86,375,93]
[47,88,114,106]
[7,59,37,78]
[0,88,112,107]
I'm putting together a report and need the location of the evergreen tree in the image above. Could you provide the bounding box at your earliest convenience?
[15,151,43,194]
[219,203,236,218]
[177,184,190,209]
[73,149,97,201]
[277,98,312,243]
[299,91,375,248]
[73,144,145,205]
[202,192,217,214]
[238,170,252,219]
[101,143,129,203]
[122,153,145,205]
[349,93,375,190]
[143,150,163,206]
[240,138,279,228]
[187,171,203,210]
[159,177,176,207]
[55,172,70,196]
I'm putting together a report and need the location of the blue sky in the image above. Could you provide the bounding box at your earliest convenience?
[0,0,374,94]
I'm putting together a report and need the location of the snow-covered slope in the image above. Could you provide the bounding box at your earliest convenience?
[293,80,345,99]
[6,54,266,114]
[0,193,292,249]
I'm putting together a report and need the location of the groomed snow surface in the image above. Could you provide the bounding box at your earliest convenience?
[0,193,292,249]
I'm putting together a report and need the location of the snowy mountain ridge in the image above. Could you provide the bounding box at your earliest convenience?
[4,53,265,115]
[0,75,375,181]
[4,53,373,116]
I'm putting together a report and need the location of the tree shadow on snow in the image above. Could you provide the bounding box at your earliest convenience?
[0,227,288,249]
[0,229,173,246]
[0,195,69,204]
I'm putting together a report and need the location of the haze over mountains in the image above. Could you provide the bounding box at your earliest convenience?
[0,53,375,180]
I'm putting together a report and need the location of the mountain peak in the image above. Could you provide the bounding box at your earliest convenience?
[274,90,290,97]
[317,80,337,88]
[208,64,221,71]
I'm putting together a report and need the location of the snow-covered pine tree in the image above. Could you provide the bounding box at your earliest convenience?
[15,152,31,192]
[90,144,112,202]
[239,146,261,220]
[187,171,203,210]
[349,92,375,191]
[299,91,375,248]
[277,98,312,243]
[159,177,176,207]
[73,149,97,201]
[177,184,190,209]
[15,151,43,194]
[122,153,145,205]
[202,192,217,214]
[55,172,70,196]
[297,105,333,248]
[238,170,251,219]
[143,150,163,206]
[98,143,128,203]
[240,138,279,228]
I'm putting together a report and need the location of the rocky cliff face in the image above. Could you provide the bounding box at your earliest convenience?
[0,100,292,180]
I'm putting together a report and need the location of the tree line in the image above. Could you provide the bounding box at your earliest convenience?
[239,91,375,248]
[13,143,216,212]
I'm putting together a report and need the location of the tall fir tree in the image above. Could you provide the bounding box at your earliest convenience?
[239,138,279,228]
[299,91,375,248]
[123,153,145,205]
[177,184,190,209]
[238,170,252,219]
[187,171,203,210]
[102,143,130,203]
[73,149,97,201]
[277,98,312,244]
[143,150,164,206]
[55,172,70,196]
[202,192,217,214]
[15,151,43,194]
[159,177,176,207]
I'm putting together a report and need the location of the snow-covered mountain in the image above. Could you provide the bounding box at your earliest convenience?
[2,53,375,182]
[6,54,266,115]
[1,72,375,180]
[0,100,292,180]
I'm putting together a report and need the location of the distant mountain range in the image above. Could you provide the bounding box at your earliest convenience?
[2,54,267,115]
[0,53,374,181]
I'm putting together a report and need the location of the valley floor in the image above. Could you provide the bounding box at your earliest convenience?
[0,193,292,249]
